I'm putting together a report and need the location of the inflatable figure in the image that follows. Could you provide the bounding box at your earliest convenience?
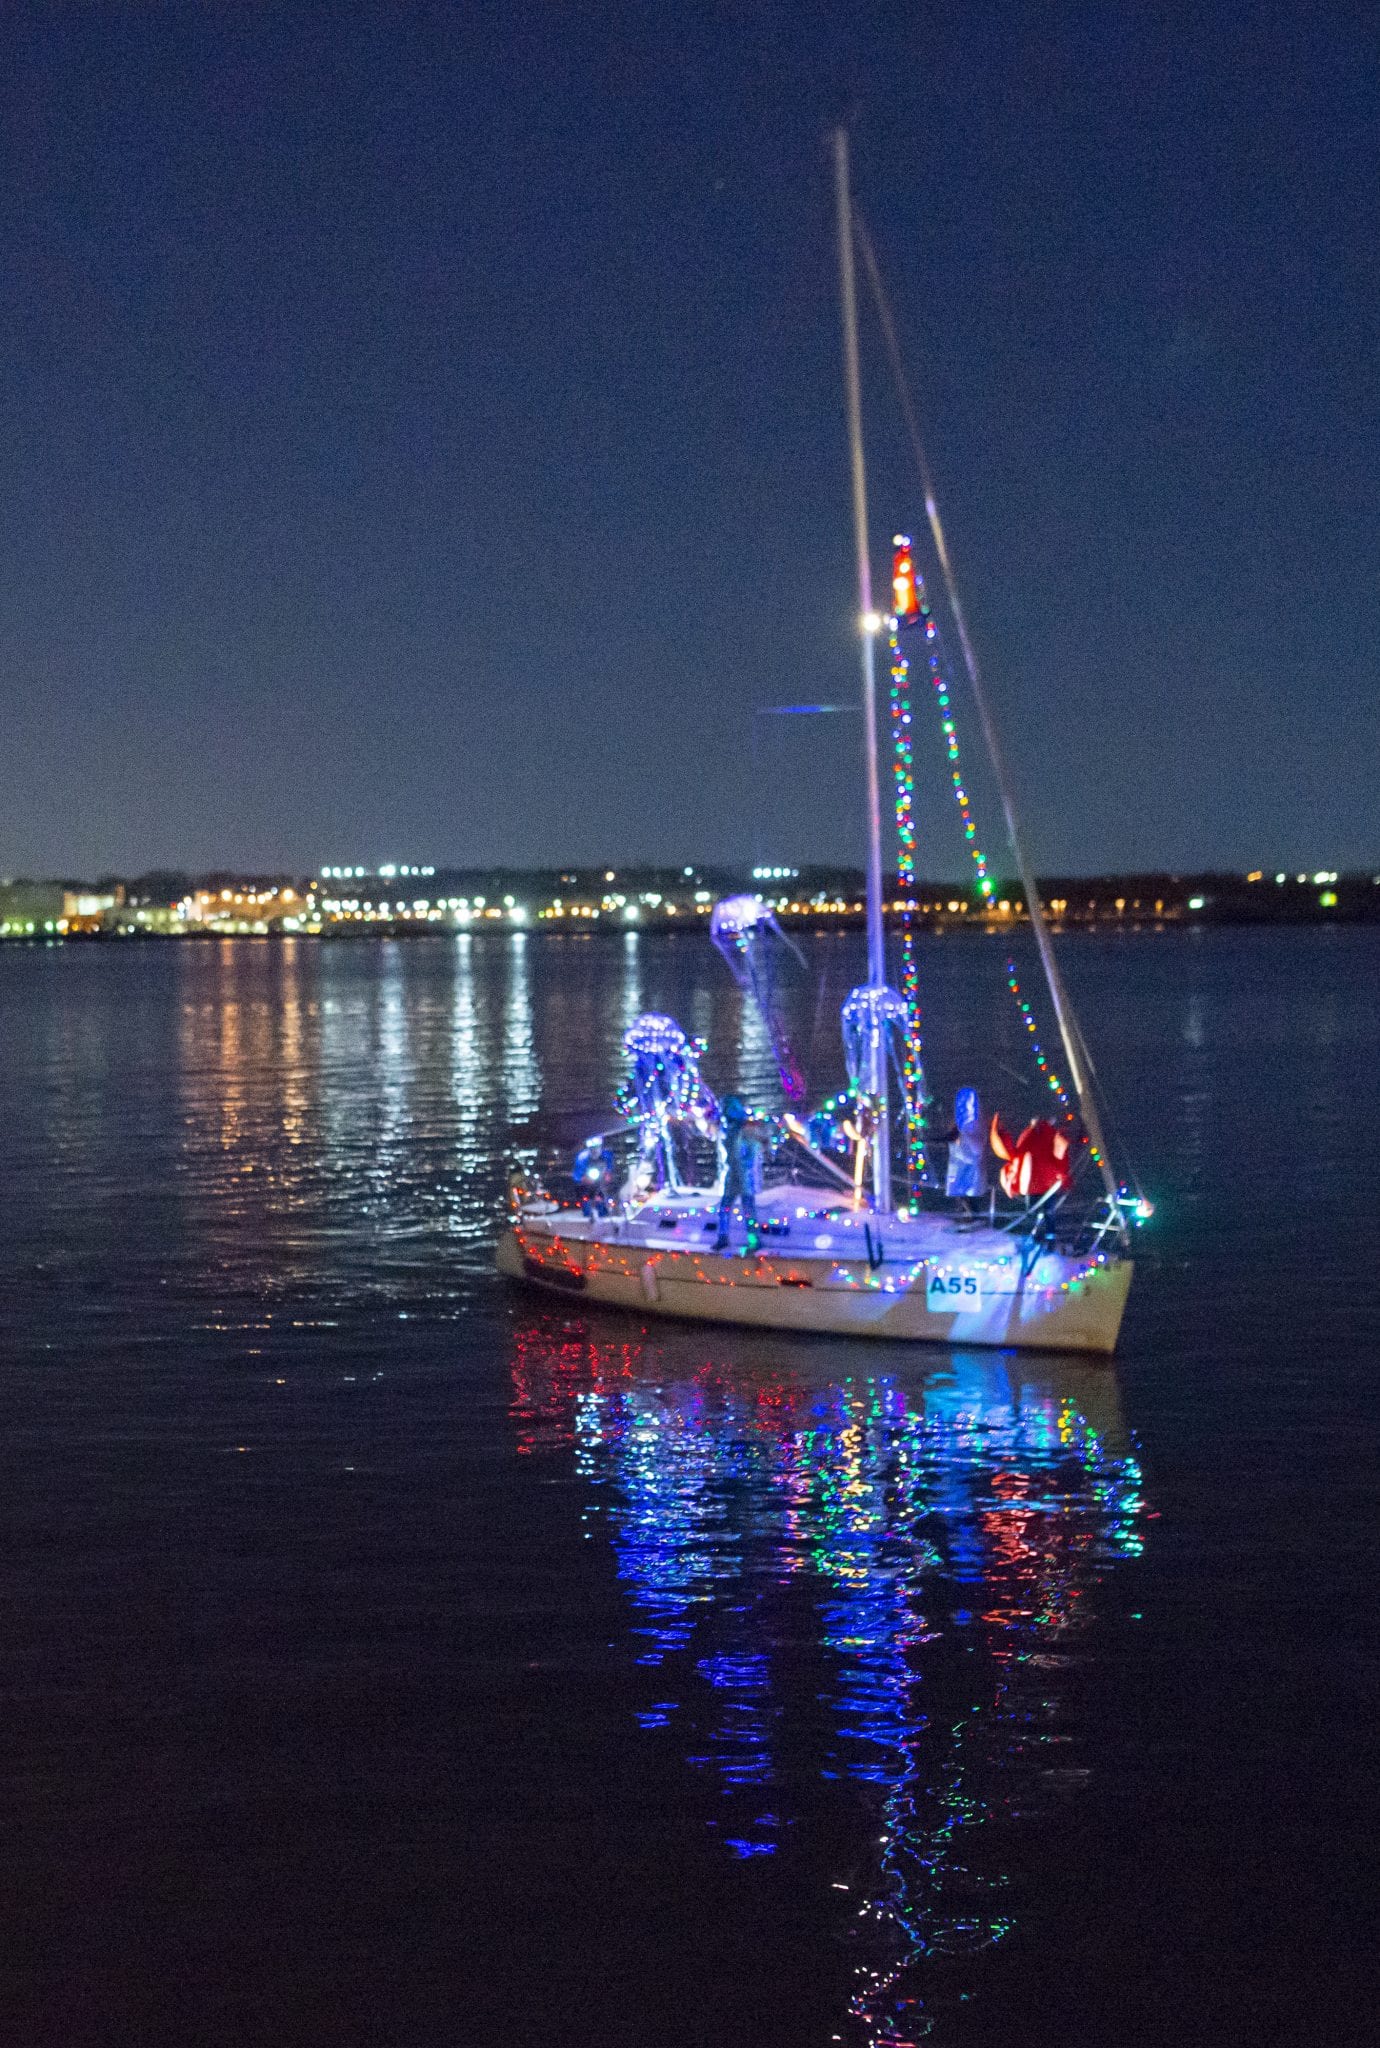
[944,1087,989,1200]
[989,1115,1075,1200]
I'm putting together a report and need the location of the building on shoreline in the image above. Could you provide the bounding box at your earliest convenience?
[0,881,123,937]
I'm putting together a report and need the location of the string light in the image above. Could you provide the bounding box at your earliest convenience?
[515,1220,1114,1301]
[1004,961,1074,1118]
[904,581,1102,1160]
[913,590,993,902]
[886,574,928,1195]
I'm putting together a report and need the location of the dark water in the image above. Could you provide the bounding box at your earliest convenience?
[0,928,1376,2046]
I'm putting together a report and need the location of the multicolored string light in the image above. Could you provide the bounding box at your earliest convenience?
[885,617,928,1191]
[901,581,1088,1147]
[1004,961,1075,1118]
[914,592,993,903]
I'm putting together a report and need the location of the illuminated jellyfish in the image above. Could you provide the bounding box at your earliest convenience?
[709,894,806,1105]
[841,983,912,1098]
[840,983,916,1193]
[617,1013,722,1196]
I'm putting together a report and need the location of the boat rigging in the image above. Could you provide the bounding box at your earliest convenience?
[497,129,1150,1354]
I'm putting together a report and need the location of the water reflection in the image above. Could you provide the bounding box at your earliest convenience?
[510,1320,1145,2042]
[1177,988,1209,1211]
[619,929,645,1044]
[370,941,411,1196]
[277,938,309,1154]
[501,932,541,1123]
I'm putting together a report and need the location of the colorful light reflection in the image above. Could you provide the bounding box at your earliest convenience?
[509,1322,1146,2044]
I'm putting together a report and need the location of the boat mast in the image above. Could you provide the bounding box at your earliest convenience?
[832,126,892,1214]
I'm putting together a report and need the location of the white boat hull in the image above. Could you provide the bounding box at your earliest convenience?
[497,1188,1132,1355]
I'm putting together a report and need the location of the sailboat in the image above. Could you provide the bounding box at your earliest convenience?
[497,132,1148,1356]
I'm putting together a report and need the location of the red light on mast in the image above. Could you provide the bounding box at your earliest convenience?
[891,535,918,619]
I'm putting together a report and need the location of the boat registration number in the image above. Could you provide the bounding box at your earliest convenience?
[927,1270,982,1304]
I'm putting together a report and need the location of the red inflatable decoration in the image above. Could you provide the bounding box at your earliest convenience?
[989,1115,1075,1199]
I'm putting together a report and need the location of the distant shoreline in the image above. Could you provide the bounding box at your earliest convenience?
[3,868,1376,941]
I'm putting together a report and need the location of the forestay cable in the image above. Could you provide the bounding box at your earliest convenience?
[852,208,1125,1227]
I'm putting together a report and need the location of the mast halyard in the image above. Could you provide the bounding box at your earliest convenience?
[832,125,892,1215]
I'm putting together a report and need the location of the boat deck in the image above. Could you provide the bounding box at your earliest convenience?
[526,1184,1029,1268]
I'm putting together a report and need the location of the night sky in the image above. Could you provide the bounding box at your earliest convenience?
[3,4,1376,879]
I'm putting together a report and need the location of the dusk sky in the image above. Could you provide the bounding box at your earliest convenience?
[2,3,1376,879]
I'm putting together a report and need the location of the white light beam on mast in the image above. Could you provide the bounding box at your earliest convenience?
[832,125,891,1216]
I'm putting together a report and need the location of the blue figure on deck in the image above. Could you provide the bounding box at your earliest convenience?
[714,1095,766,1253]
[944,1087,989,1209]
[573,1134,618,1217]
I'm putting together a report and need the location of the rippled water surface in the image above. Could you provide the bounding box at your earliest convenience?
[0,928,1376,2045]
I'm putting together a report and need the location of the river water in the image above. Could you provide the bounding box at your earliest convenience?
[0,927,1375,2046]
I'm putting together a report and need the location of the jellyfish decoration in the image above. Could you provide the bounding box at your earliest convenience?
[839,983,917,1200]
[618,1013,723,1196]
[709,895,807,1105]
[840,983,912,1099]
